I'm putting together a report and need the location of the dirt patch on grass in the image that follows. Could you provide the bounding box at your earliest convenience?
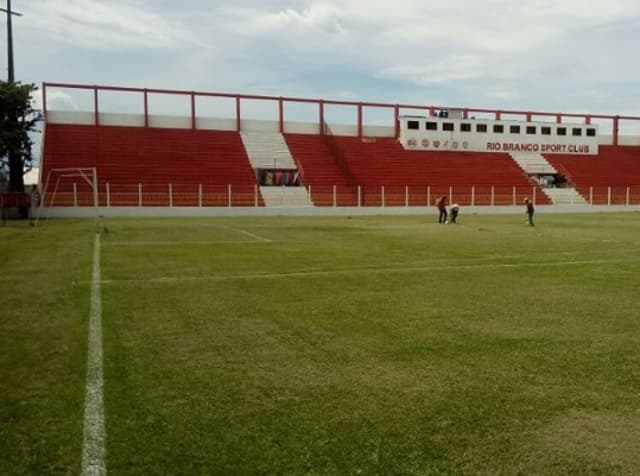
[533,410,640,474]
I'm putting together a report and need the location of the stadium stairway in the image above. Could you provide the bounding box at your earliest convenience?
[509,152,557,175]
[241,132,298,170]
[543,187,587,204]
[259,186,311,207]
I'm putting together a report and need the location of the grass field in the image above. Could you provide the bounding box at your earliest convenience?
[2,212,640,475]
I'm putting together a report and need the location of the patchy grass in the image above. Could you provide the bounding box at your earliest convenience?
[0,219,93,474]
[2,213,640,474]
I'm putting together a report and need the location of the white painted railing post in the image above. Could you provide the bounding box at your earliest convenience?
[491,186,495,207]
[333,185,337,207]
[427,186,431,207]
[73,183,78,207]
[199,184,203,207]
[308,185,312,206]
[92,169,99,226]
[512,186,516,206]
[357,185,361,207]
[471,186,475,207]
[532,186,536,205]
[449,186,453,204]
[405,186,409,207]
[381,186,385,207]
[138,183,142,207]
[626,186,630,206]
[169,183,173,208]
[589,186,593,205]
[228,184,232,208]
[607,186,611,206]
[253,184,257,208]
[106,183,110,208]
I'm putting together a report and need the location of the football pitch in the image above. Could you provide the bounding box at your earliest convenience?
[2,213,640,475]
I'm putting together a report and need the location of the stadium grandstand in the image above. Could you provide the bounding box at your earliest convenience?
[37,82,640,215]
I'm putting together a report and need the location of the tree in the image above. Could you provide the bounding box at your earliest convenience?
[0,81,42,192]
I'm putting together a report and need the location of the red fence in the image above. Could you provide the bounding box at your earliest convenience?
[0,192,31,209]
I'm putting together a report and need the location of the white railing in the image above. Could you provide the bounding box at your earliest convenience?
[41,183,640,208]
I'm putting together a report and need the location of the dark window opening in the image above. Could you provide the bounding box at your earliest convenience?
[541,126,551,135]
[426,122,438,130]
[443,122,454,131]
[407,120,420,130]
[510,125,521,134]
[493,124,504,133]
[461,123,472,132]
[476,124,488,133]
[526,126,536,135]
[586,128,596,137]
[557,127,567,136]
[572,128,582,136]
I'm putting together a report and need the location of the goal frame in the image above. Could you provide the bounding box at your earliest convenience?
[35,167,100,232]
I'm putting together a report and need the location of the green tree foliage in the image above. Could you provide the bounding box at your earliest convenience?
[0,81,42,192]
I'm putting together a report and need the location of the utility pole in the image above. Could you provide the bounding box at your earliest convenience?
[1,0,23,82]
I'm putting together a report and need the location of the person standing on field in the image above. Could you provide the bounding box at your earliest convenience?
[524,198,535,226]
[436,195,448,224]
[450,203,460,223]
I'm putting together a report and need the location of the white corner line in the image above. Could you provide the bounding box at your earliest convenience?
[219,224,272,242]
[81,233,106,476]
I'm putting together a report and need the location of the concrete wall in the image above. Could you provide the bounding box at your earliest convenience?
[196,117,236,131]
[147,114,191,129]
[618,135,640,146]
[363,125,395,137]
[99,112,145,127]
[327,124,358,136]
[240,119,280,133]
[45,110,639,145]
[282,121,320,134]
[48,111,95,125]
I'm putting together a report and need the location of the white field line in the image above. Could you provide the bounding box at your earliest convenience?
[81,233,106,476]
[100,256,640,285]
[102,240,268,246]
[217,224,272,242]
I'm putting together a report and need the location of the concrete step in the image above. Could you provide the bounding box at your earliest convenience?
[259,186,312,207]
[510,152,557,174]
[241,132,297,170]
[542,187,586,204]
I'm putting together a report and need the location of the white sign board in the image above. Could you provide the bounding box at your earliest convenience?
[399,116,599,155]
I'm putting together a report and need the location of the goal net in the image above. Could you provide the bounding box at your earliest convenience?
[35,167,100,231]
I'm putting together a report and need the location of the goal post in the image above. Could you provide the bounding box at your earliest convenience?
[35,167,100,233]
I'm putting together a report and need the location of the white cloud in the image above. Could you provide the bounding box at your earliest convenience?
[484,87,520,102]
[251,4,346,34]
[33,90,77,112]
[377,56,488,85]
[20,0,197,51]
[11,0,640,118]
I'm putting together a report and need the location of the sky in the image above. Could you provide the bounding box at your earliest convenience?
[3,0,640,128]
